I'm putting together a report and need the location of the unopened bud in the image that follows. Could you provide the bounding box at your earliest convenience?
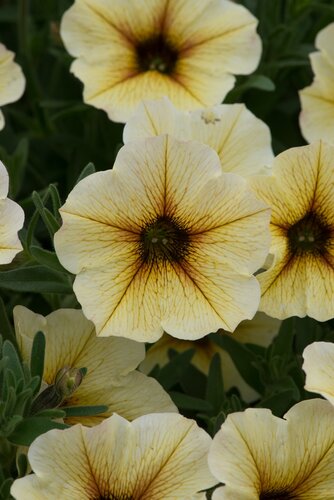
[54,366,83,399]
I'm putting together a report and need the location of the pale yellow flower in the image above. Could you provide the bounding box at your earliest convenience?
[0,161,24,263]
[140,312,281,402]
[54,135,270,342]
[0,43,25,130]
[14,306,176,425]
[303,341,334,406]
[60,0,262,122]
[250,141,334,321]
[208,399,334,499]
[124,97,274,176]
[11,412,215,499]
[299,22,334,144]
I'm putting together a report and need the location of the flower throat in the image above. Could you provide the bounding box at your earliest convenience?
[139,215,190,263]
[136,35,178,74]
[287,212,331,255]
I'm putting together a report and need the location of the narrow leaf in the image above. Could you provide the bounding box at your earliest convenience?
[75,162,96,184]
[205,354,225,413]
[9,417,69,446]
[30,246,65,272]
[30,331,45,390]
[169,391,212,411]
[0,265,72,293]
[62,405,108,417]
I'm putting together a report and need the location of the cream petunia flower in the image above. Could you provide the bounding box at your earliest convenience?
[54,135,270,342]
[250,141,334,321]
[303,341,334,405]
[124,97,274,177]
[140,312,280,403]
[0,161,24,263]
[60,0,262,122]
[14,306,176,425]
[299,23,334,144]
[208,399,334,499]
[0,43,25,130]
[11,412,215,499]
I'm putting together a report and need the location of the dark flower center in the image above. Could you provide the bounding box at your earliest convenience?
[97,497,133,500]
[139,215,190,263]
[260,494,295,499]
[287,212,331,255]
[136,35,178,74]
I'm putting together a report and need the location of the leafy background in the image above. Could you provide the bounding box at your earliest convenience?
[1,0,334,497]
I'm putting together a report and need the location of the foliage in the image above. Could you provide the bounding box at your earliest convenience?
[1,0,334,498]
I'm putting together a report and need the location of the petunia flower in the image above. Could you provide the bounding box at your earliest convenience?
[60,0,262,122]
[303,341,334,405]
[208,399,334,499]
[0,161,24,264]
[140,312,281,403]
[0,43,25,130]
[14,306,176,425]
[250,141,334,321]
[11,412,215,499]
[124,97,274,177]
[299,22,334,144]
[54,135,270,342]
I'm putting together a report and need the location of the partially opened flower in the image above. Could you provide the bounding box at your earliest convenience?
[54,135,270,342]
[140,312,280,402]
[208,399,334,499]
[124,97,274,176]
[0,161,24,264]
[14,306,176,425]
[299,23,334,144]
[0,43,25,130]
[60,0,261,122]
[303,341,334,405]
[11,412,215,499]
[250,141,334,321]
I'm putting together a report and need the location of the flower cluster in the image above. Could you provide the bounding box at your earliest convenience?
[1,2,334,500]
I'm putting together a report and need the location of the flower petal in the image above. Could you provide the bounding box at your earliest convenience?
[209,399,334,499]
[0,198,24,264]
[303,341,334,405]
[12,413,215,499]
[124,99,274,177]
[0,44,25,107]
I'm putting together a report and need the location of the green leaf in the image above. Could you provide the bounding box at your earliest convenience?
[33,408,66,419]
[17,453,28,478]
[179,364,207,398]
[270,318,296,360]
[211,333,264,393]
[9,417,69,446]
[256,389,296,417]
[62,405,108,417]
[30,245,65,272]
[76,162,96,184]
[0,297,16,346]
[32,191,61,238]
[2,341,24,382]
[0,265,72,294]
[48,184,62,221]
[245,75,276,92]
[169,391,212,411]
[1,415,23,437]
[13,388,34,416]
[156,349,195,390]
[205,354,225,414]
[0,138,29,197]
[30,331,45,392]
[0,477,13,499]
